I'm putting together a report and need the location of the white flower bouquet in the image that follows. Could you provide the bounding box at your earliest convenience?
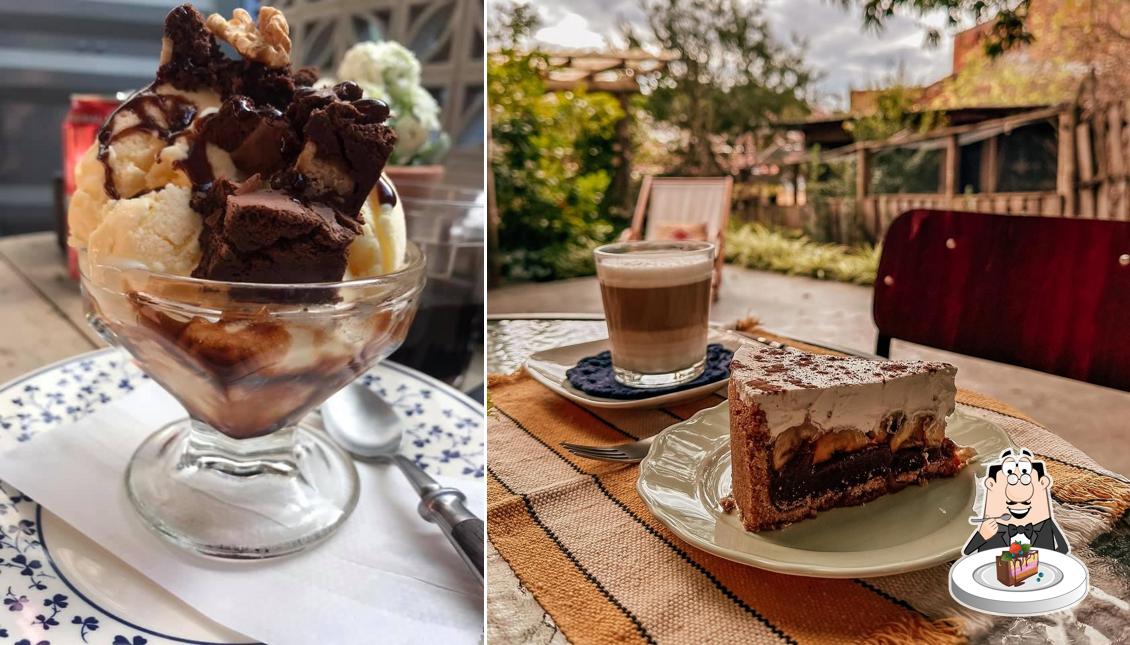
[337,41,451,166]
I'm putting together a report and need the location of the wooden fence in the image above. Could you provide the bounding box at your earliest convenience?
[1066,100,1130,220]
[828,192,1064,239]
[763,100,1130,245]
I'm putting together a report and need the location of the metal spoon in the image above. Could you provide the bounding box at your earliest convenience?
[323,383,484,581]
[968,513,1012,525]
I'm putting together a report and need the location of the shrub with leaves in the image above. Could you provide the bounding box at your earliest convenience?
[725,222,880,285]
[489,4,626,281]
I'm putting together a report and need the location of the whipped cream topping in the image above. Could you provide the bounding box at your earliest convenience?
[731,344,957,438]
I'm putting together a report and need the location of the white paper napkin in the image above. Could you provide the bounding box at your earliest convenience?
[0,381,484,645]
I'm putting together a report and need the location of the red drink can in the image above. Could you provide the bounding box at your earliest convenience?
[61,94,121,278]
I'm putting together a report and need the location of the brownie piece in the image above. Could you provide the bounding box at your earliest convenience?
[230,62,300,112]
[156,4,228,92]
[293,96,397,213]
[192,177,361,284]
[200,96,298,178]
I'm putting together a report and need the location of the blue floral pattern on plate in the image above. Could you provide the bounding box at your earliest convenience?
[0,349,483,644]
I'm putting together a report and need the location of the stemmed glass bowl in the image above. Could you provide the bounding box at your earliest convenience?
[79,243,425,559]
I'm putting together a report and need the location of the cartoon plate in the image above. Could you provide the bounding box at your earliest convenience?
[949,447,1089,616]
[949,549,1089,616]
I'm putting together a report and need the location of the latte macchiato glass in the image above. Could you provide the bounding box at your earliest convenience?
[594,241,714,388]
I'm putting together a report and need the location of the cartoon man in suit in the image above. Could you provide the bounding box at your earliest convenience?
[964,448,1069,555]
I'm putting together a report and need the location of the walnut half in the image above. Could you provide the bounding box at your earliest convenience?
[206,7,291,68]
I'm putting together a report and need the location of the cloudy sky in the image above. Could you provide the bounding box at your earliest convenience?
[519,0,965,111]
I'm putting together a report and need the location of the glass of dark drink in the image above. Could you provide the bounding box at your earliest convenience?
[594,240,715,388]
[389,184,484,386]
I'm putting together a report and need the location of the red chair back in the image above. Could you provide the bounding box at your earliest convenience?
[873,209,1130,391]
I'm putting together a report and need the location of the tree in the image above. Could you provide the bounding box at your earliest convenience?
[489,2,627,281]
[836,0,1034,56]
[632,0,811,176]
[487,0,538,49]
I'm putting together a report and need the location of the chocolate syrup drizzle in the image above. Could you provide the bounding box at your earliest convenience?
[176,113,215,191]
[376,175,397,207]
[96,84,197,200]
[95,84,396,210]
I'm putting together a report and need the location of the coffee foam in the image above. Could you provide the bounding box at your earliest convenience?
[597,252,712,288]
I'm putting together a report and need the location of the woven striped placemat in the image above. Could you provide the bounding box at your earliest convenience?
[487,334,1130,644]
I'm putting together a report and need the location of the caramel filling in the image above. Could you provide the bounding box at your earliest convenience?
[768,412,954,508]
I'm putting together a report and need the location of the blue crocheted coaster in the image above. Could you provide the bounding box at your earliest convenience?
[565,343,733,400]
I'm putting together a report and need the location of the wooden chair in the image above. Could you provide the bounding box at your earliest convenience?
[873,209,1130,391]
[620,176,734,296]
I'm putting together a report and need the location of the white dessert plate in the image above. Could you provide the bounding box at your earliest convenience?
[524,329,744,410]
[636,400,1012,578]
[0,348,483,644]
[948,549,1088,616]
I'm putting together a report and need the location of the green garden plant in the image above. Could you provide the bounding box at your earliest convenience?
[725,222,880,285]
[489,3,626,281]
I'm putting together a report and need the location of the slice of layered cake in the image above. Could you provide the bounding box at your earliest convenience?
[996,542,1038,586]
[728,344,975,531]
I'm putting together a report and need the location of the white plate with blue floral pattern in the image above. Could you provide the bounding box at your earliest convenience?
[0,348,483,644]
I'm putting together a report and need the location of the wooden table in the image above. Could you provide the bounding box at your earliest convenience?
[0,233,102,382]
[485,316,1130,645]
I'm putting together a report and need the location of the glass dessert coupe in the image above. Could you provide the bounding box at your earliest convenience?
[79,243,425,559]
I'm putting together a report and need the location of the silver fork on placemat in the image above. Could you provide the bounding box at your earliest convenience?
[561,435,656,463]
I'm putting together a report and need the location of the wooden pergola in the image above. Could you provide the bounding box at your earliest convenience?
[538,49,676,94]
[531,49,677,213]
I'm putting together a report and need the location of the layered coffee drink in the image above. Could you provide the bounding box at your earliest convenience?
[594,241,714,388]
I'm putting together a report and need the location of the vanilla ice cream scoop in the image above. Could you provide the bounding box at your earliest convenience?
[68,3,407,282]
[348,178,408,278]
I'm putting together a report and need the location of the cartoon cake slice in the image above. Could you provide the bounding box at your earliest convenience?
[996,541,1039,586]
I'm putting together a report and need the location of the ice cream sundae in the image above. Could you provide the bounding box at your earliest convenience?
[69,4,426,558]
[73,3,421,439]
